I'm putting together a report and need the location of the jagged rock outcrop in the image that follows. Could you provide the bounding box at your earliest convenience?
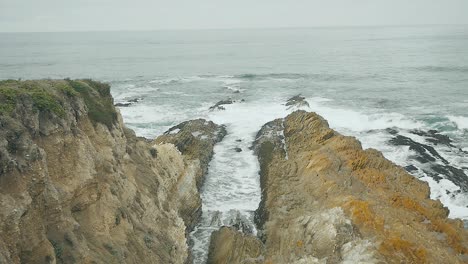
[285,95,309,109]
[209,111,468,264]
[0,80,224,264]
[207,227,263,264]
[155,119,226,231]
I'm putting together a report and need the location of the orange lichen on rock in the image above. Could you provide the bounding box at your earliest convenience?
[379,235,428,264]
[431,219,467,254]
[344,199,384,231]
[390,194,467,254]
[390,194,430,218]
[354,168,387,187]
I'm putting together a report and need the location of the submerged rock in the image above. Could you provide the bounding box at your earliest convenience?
[114,102,132,107]
[209,99,234,111]
[410,129,454,147]
[0,80,223,264]
[285,94,310,109]
[389,132,468,192]
[209,111,468,264]
[114,98,143,107]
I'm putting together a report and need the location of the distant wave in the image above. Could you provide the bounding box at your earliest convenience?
[119,72,386,87]
[233,73,377,82]
[235,73,307,80]
[414,66,468,73]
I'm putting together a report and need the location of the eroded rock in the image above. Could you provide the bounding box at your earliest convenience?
[207,227,264,264]
[0,80,223,264]
[210,111,468,264]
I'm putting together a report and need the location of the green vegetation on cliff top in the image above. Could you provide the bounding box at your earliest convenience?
[0,79,117,128]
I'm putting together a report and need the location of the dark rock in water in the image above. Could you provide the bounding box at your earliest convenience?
[229,211,254,235]
[209,99,234,111]
[210,211,222,226]
[430,164,468,191]
[114,102,132,107]
[285,94,310,108]
[389,133,468,192]
[241,99,245,102]
[405,165,418,172]
[234,147,242,152]
[386,128,399,135]
[114,98,143,107]
[236,139,242,142]
[410,129,454,147]
[128,98,143,103]
[389,135,448,164]
[233,90,240,94]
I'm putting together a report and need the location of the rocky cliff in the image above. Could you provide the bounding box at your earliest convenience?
[208,111,468,264]
[0,80,224,264]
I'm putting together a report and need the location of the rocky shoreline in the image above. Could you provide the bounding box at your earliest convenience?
[1,80,467,263]
[207,111,468,264]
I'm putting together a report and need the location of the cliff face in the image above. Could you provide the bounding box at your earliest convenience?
[208,111,468,264]
[0,80,224,264]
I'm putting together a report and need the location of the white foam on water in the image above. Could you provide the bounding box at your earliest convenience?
[306,97,425,133]
[148,75,207,85]
[119,104,207,138]
[115,89,467,262]
[305,98,468,221]
[190,99,307,263]
[421,177,468,219]
[448,115,468,130]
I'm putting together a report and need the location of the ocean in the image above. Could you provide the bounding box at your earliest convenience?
[1,25,468,263]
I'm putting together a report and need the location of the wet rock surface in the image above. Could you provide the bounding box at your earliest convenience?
[388,130,468,192]
[209,99,234,111]
[114,98,143,107]
[209,111,468,264]
[285,95,310,109]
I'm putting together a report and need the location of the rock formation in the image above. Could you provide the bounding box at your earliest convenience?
[0,80,224,264]
[285,95,310,109]
[208,111,468,264]
[155,119,226,231]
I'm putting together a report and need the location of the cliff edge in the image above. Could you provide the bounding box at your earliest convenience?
[0,80,224,264]
[208,111,468,264]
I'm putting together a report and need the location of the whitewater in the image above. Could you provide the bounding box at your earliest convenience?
[1,26,467,262]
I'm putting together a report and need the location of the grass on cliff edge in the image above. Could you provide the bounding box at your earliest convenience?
[0,79,117,128]
[0,80,66,117]
[66,79,117,129]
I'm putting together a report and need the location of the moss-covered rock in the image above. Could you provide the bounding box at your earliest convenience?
[66,79,117,129]
[0,79,118,129]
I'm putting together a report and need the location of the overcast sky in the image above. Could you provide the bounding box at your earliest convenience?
[1,0,468,32]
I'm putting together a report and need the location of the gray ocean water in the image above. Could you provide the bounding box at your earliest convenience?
[1,26,468,262]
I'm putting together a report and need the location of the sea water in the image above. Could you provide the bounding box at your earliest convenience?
[1,26,468,263]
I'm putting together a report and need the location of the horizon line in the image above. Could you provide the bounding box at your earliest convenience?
[1,23,467,34]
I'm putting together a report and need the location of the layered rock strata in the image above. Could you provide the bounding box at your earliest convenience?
[0,80,224,264]
[208,111,468,264]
